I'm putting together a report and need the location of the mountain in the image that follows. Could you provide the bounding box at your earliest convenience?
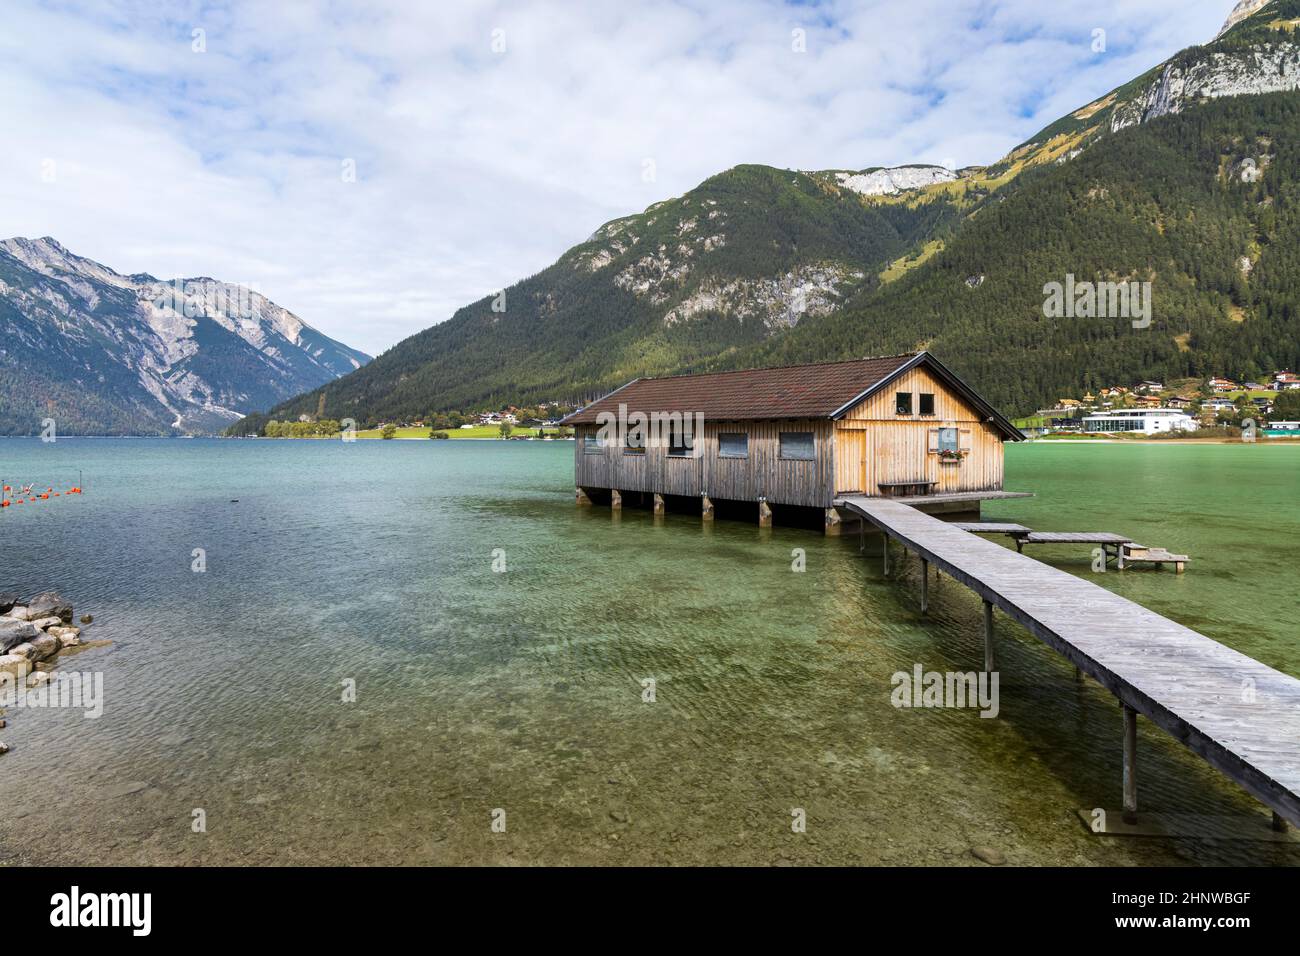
[229,163,965,431]
[233,0,1300,430]
[0,238,370,435]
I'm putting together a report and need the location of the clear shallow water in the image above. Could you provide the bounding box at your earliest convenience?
[0,437,1297,866]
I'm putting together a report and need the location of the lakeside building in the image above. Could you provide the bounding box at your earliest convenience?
[1082,408,1200,435]
[563,351,1025,531]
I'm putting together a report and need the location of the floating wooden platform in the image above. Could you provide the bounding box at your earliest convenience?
[1020,531,1132,545]
[950,522,1033,535]
[837,495,1300,830]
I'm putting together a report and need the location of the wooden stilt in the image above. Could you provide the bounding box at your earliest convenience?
[652,493,665,516]
[575,487,592,506]
[882,535,889,574]
[824,507,842,536]
[982,599,995,674]
[610,489,622,511]
[1273,811,1289,833]
[1123,704,1138,824]
[859,522,865,555]
[757,498,772,528]
[701,494,714,522]
[920,558,929,614]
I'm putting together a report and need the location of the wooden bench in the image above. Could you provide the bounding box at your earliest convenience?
[1123,544,1189,573]
[879,480,937,498]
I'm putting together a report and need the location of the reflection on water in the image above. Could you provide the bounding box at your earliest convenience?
[0,438,1296,865]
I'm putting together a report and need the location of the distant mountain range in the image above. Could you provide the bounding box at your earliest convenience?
[231,0,1300,430]
[0,237,369,435]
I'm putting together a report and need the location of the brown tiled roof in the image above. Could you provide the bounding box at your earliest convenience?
[563,353,921,424]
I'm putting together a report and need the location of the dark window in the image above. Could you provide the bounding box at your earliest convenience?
[667,421,692,457]
[718,432,748,458]
[779,432,815,461]
[583,434,605,455]
[919,393,935,416]
[896,392,913,415]
[624,427,645,454]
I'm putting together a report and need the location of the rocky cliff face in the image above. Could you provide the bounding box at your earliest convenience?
[1218,0,1276,37]
[0,237,370,434]
[824,165,958,197]
[1111,42,1300,131]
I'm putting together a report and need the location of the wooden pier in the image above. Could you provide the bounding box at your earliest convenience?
[839,495,1300,830]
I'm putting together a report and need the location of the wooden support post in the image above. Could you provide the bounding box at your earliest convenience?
[575,487,592,506]
[1117,544,1125,571]
[920,558,929,614]
[982,599,995,674]
[653,493,665,516]
[882,535,889,575]
[859,522,865,555]
[701,494,714,522]
[824,507,843,536]
[1122,704,1138,824]
[610,489,622,511]
[1273,811,1289,833]
[758,498,772,528]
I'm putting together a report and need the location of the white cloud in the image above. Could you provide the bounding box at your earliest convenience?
[0,0,1227,355]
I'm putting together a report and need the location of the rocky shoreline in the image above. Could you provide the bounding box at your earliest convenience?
[0,591,91,755]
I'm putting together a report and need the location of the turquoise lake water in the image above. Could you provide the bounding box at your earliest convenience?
[0,437,1297,865]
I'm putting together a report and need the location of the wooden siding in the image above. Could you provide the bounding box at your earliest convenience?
[575,419,835,508]
[834,365,1005,496]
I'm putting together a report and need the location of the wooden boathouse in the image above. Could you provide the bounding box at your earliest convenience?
[562,351,1025,530]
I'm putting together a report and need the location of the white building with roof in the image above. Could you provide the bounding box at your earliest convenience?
[1081,408,1200,435]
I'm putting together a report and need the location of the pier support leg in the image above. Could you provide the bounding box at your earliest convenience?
[1117,545,1126,571]
[653,493,665,516]
[859,522,865,555]
[701,495,714,522]
[1273,812,1289,833]
[610,489,622,512]
[982,600,995,674]
[575,487,592,506]
[920,558,929,614]
[1122,704,1138,824]
[758,499,772,529]
[882,536,889,575]
[824,507,843,536]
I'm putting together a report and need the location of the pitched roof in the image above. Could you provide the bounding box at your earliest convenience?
[561,351,1024,439]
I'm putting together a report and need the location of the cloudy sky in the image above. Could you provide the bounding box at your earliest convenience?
[2,0,1230,356]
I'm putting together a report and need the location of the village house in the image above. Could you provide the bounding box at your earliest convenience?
[1201,397,1237,413]
[1209,377,1239,393]
[562,351,1025,533]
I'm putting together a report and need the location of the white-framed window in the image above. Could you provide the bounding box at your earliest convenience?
[779,432,815,461]
[718,432,748,459]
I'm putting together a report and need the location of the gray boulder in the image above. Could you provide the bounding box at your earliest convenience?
[29,616,63,631]
[0,594,17,614]
[0,618,40,653]
[0,654,30,681]
[28,634,60,662]
[26,592,73,623]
